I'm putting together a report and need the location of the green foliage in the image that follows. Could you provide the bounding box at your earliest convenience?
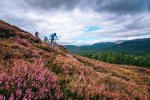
[0,27,16,39]
[37,45,51,52]
[60,78,85,100]
[46,60,63,74]
[63,89,85,100]
[33,39,40,43]
[59,79,82,99]
[11,45,19,49]
[27,58,34,63]
[81,52,150,68]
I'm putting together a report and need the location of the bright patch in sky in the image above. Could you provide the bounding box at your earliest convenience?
[84,25,102,32]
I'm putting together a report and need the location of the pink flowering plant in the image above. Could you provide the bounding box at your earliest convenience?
[0,61,63,99]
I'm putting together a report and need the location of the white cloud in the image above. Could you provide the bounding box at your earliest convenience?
[0,0,150,45]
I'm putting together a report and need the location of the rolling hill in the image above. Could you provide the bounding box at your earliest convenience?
[0,19,150,99]
[102,38,150,54]
[65,38,150,54]
[65,42,116,53]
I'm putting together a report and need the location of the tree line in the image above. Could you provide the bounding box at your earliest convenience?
[80,52,150,68]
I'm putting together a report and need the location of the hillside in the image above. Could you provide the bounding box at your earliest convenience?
[102,38,150,54]
[65,42,116,53]
[65,39,150,54]
[114,40,127,44]
[0,19,150,99]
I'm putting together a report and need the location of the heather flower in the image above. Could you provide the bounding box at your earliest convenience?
[0,60,63,99]
[16,88,22,97]
[9,93,14,100]
[0,94,5,100]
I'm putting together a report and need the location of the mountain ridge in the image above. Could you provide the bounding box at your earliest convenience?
[65,38,150,54]
[102,38,150,54]
[65,42,116,53]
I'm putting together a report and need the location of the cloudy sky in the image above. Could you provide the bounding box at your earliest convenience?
[0,0,150,45]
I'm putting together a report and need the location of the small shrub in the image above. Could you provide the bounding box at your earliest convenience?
[0,46,14,60]
[18,33,29,39]
[23,50,33,59]
[33,39,40,43]
[27,58,34,63]
[17,39,27,46]
[11,45,19,49]
[3,52,13,60]
[63,89,85,100]
[52,65,63,74]
[46,60,63,74]
[37,45,51,52]
[0,28,16,39]
[27,35,40,44]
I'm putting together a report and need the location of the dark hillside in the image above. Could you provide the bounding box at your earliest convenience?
[103,38,150,54]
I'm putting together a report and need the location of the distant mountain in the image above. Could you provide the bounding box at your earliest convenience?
[64,42,116,53]
[65,38,150,54]
[114,40,127,44]
[103,38,150,54]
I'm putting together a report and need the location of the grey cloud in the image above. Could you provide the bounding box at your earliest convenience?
[125,17,145,30]
[25,0,150,14]
[125,16,150,30]
[3,15,36,33]
[117,32,150,38]
[25,0,81,11]
[96,14,150,38]
[108,27,150,38]
[93,0,150,14]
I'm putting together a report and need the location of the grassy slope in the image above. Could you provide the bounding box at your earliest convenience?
[0,19,150,99]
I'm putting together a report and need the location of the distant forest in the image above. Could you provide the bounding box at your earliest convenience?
[80,52,150,68]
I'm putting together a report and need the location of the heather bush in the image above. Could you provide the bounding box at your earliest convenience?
[33,39,40,43]
[23,50,33,59]
[11,45,19,49]
[58,75,85,99]
[63,88,85,99]
[46,60,63,74]
[16,38,28,46]
[0,46,14,69]
[0,27,16,39]
[37,45,52,52]
[18,32,30,39]
[26,58,34,63]
[0,61,63,99]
